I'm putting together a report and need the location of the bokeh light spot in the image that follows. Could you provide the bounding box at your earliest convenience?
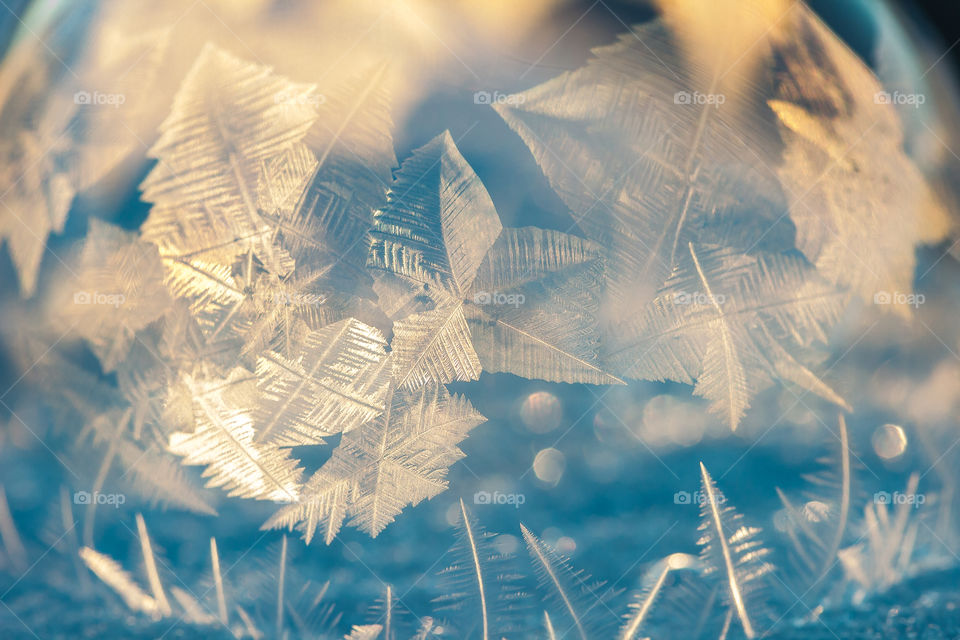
[533,447,566,485]
[872,423,908,460]
[520,391,563,434]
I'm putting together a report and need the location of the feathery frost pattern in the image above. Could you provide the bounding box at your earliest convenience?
[618,553,699,640]
[80,547,161,617]
[140,44,315,266]
[776,414,852,593]
[0,9,169,295]
[493,18,789,321]
[255,318,391,446]
[140,47,308,301]
[768,4,950,311]
[837,473,933,598]
[605,243,847,428]
[54,220,171,371]
[368,131,499,386]
[169,368,303,503]
[370,132,618,386]
[466,227,622,385]
[36,42,500,542]
[265,384,485,542]
[115,440,217,516]
[697,463,774,638]
[3,11,955,635]
[522,524,619,640]
[434,500,528,638]
[293,63,397,282]
[493,7,947,428]
[45,464,958,637]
